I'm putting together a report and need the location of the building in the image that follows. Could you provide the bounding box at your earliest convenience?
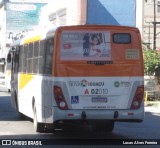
[136,0,143,34]
[0,0,48,73]
[0,0,7,72]
[40,0,137,28]
[143,0,160,50]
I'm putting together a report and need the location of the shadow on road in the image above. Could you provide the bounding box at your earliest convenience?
[0,95,20,121]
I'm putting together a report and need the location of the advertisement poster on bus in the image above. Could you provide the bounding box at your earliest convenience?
[60,31,111,61]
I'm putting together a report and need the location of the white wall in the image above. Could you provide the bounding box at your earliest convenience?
[39,0,84,27]
[0,6,7,58]
[40,0,143,32]
[136,0,143,35]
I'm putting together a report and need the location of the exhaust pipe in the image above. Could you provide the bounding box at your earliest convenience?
[81,111,86,119]
[114,111,119,119]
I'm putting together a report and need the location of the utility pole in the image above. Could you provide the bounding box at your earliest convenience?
[153,0,156,49]
[145,21,151,49]
[148,22,151,48]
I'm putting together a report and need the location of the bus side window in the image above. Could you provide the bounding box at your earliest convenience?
[25,44,29,73]
[14,47,20,73]
[39,40,45,74]
[33,41,39,74]
[44,38,54,75]
[11,52,15,73]
[27,43,33,73]
[10,47,15,73]
[19,46,23,72]
[7,52,12,63]
[23,44,27,73]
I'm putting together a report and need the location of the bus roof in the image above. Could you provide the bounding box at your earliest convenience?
[12,26,58,46]
[12,25,140,46]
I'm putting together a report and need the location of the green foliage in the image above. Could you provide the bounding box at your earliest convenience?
[143,49,160,75]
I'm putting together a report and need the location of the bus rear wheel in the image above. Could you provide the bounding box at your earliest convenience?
[33,104,44,133]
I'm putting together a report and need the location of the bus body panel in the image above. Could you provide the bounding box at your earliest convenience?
[52,106,144,122]
[17,74,55,123]
[53,77,143,110]
[16,74,144,123]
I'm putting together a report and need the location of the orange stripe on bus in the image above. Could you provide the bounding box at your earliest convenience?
[54,64,144,77]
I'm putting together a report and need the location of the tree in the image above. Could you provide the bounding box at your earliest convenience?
[143,49,160,76]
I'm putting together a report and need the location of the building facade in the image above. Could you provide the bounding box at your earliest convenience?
[40,0,138,28]
[142,0,160,50]
[0,0,48,73]
[0,1,6,72]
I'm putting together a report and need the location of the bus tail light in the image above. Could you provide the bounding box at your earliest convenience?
[130,85,144,110]
[54,86,68,110]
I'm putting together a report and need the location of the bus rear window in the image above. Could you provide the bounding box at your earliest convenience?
[60,31,111,61]
[113,33,131,44]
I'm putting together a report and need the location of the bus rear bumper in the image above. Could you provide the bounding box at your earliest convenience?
[52,107,144,123]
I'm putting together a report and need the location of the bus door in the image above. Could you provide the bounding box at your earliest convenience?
[11,47,19,97]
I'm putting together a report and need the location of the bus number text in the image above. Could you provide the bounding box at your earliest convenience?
[91,89,108,95]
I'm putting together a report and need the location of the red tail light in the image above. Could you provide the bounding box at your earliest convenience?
[130,85,144,110]
[54,86,68,110]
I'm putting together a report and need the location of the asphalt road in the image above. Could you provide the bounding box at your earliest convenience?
[0,86,160,147]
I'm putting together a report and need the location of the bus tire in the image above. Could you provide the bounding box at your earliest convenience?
[33,103,44,133]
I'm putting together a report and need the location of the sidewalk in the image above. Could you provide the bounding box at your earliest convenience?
[145,102,160,113]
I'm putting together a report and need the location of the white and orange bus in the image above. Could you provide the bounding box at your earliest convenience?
[8,25,144,133]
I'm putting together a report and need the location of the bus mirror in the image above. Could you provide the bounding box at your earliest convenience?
[7,53,11,63]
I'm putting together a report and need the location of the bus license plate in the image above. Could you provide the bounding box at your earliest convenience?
[92,97,108,102]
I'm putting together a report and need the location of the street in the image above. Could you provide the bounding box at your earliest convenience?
[0,86,160,147]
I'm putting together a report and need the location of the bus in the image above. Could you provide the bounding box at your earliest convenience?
[8,25,144,133]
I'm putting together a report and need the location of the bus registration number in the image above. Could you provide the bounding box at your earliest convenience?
[92,97,108,102]
[91,89,108,94]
